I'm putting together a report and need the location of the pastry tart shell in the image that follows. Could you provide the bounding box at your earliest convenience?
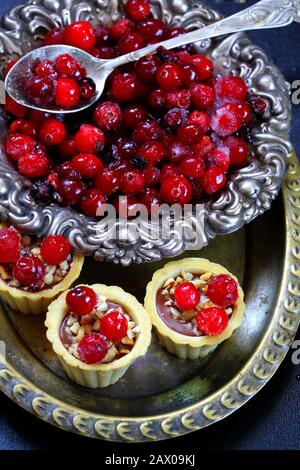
[144,258,245,360]
[0,255,84,315]
[45,284,152,388]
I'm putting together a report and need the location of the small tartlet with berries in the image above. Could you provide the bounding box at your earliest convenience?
[0,226,84,314]
[45,284,152,388]
[144,258,244,359]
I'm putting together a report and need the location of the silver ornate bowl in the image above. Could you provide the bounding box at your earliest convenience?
[0,0,292,265]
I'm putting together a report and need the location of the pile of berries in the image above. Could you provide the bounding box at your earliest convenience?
[23,53,96,109]
[3,0,267,217]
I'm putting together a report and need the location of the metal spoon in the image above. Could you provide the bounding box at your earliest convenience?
[5,0,300,114]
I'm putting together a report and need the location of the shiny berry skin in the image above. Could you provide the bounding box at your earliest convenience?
[165,90,191,110]
[56,136,77,160]
[43,28,65,46]
[193,135,212,159]
[137,141,166,163]
[182,64,199,87]
[136,18,167,42]
[178,122,203,145]
[123,104,147,129]
[10,119,38,138]
[77,333,109,364]
[95,24,111,45]
[120,170,145,195]
[54,54,85,77]
[135,55,161,83]
[18,153,49,178]
[57,161,81,180]
[138,187,161,211]
[114,137,137,160]
[133,120,162,143]
[180,155,205,179]
[160,163,181,180]
[190,84,215,110]
[25,76,55,106]
[188,110,211,132]
[56,178,86,205]
[0,228,21,263]
[111,73,139,102]
[39,118,66,145]
[201,167,226,194]
[33,60,57,78]
[207,149,230,172]
[55,77,80,108]
[160,175,192,205]
[13,256,45,290]
[95,168,120,194]
[5,133,36,160]
[248,94,267,115]
[189,54,214,81]
[5,95,27,118]
[41,235,71,265]
[118,32,144,54]
[224,136,248,166]
[173,282,200,311]
[66,285,97,315]
[93,101,122,131]
[216,76,247,101]
[148,89,165,109]
[71,153,103,179]
[237,102,252,125]
[156,64,184,91]
[196,307,229,336]
[74,124,105,153]
[79,77,96,100]
[110,18,133,40]
[114,195,139,218]
[207,274,238,308]
[100,311,128,341]
[144,165,160,186]
[167,141,189,163]
[64,21,96,51]
[211,104,243,137]
[124,0,151,21]
[164,108,188,129]
[80,189,107,217]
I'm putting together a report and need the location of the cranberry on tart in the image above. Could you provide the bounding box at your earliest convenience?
[0,226,84,314]
[45,284,152,388]
[144,258,244,359]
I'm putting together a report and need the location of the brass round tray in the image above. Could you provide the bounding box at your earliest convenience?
[0,151,299,442]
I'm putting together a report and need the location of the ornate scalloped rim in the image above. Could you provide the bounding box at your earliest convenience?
[0,150,299,441]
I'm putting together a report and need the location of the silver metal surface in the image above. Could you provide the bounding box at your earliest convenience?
[4,0,300,114]
[0,0,293,265]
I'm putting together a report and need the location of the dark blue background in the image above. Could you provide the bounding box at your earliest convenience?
[0,0,299,451]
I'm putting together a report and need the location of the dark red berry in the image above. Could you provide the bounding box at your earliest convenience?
[165,90,191,109]
[133,120,162,143]
[56,178,86,205]
[41,235,71,265]
[100,311,128,341]
[167,141,190,163]
[55,54,86,78]
[120,170,145,195]
[190,83,215,110]
[66,285,97,315]
[196,307,229,336]
[124,0,151,21]
[79,77,96,100]
[13,256,45,289]
[156,64,184,91]
[216,76,247,101]
[174,282,200,311]
[77,333,109,364]
[43,28,65,46]
[57,161,81,180]
[56,136,77,160]
[160,175,192,205]
[193,135,212,159]
[114,137,137,160]
[93,101,122,131]
[201,167,226,194]
[188,110,211,133]
[207,149,230,172]
[74,124,105,153]
[135,55,161,83]
[148,89,165,109]
[189,54,214,81]
[118,32,145,54]
[136,18,167,42]
[110,18,134,41]
[80,189,107,217]
[207,274,238,308]
[95,168,120,195]
[10,119,38,138]
[18,153,49,178]
[5,95,27,117]
[248,94,267,115]
[0,228,21,263]
[160,163,181,180]
[39,118,66,145]
[111,73,139,102]
[64,21,96,51]
[123,104,148,129]
[138,187,161,211]
[178,122,203,145]
[144,165,160,186]
[71,153,103,179]
[182,64,199,87]
[137,141,166,163]
[95,24,111,45]
[164,107,188,129]
[33,60,57,78]
[224,136,248,166]
[55,77,80,108]
[5,133,36,160]
[180,155,205,178]
[25,76,55,106]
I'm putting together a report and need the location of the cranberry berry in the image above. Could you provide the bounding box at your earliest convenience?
[160,175,192,205]
[71,153,103,179]
[74,124,105,154]
[201,167,226,194]
[156,64,184,91]
[39,118,66,145]
[64,21,96,51]
[5,134,36,160]
[80,189,107,217]
[18,153,49,178]
[124,0,151,21]
[93,101,122,131]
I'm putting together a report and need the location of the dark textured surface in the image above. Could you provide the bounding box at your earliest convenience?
[0,0,300,451]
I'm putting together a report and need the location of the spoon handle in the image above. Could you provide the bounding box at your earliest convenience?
[109,0,299,68]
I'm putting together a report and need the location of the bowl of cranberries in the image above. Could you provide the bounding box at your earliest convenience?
[0,0,292,264]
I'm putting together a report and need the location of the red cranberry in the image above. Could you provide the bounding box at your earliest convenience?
[55,77,80,108]
[165,89,191,109]
[196,307,229,336]
[77,333,109,364]
[188,110,211,133]
[95,168,120,195]
[114,137,137,160]
[136,18,167,42]
[5,95,26,118]
[18,153,49,178]
[133,120,162,143]
[174,281,200,311]
[100,311,128,341]
[182,64,199,87]
[156,64,184,91]
[138,187,161,212]
[13,256,45,289]
[124,0,151,21]
[167,141,190,163]
[120,170,145,195]
[95,24,111,45]
[237,102,252,125]
[148,89,165,109]
[110,18,134,41]
[71,153,103,179]
[55,54,86,78]
[93,101,122,131]
[33,60,57,78]
[91,45,116,59]
[43,28,65,46]
[189,54,214,81]
[39,118,66,145]
[66,285,97,315]
[193,135,212,159]
[180,155,205,179]
[201,167,226,194]
[80,189,107,217]
[178,122,203,145]
[123,104,147,129]
[56,178,86,205]
[111,73,139,102]
[74,124,105,153]
[135,55,161,83]
[5,133,36,160]
[137,141,166,163]
[10,119,38,138]
[211,103,243,137]
[207,149,230,172]
[118,32,145,54]
[64,21,96,51]
[25,76,55,106]
[160,175,192,205]
[41,235,71,265]
[224,136,248,166]
[56,136,77,160]
[164,107,188,129]
[144,165,160,186]
[0,228,21,263]
[207,274,238,308]
[190,83,215,110]
[79,77,96,100]
[216,76,247,101]
[248,94,267,115]
[57,161,80,180]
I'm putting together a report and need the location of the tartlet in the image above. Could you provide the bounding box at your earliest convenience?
[144,258,245,360]
[0,226,84,314]
[45,284,152,388]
